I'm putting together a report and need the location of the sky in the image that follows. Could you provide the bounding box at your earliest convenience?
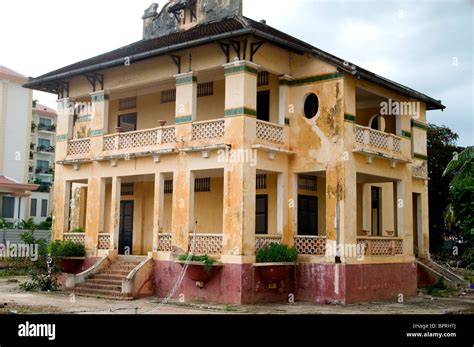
[0,0,472,146]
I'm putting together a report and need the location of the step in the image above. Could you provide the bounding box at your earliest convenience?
[108,265,137,271]
[72,288,133,301]
[92,274,127,281]
[76,283,122,291]
[102,270,131,276]
[86,278,123,286]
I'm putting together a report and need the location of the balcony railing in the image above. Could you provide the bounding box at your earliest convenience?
[38,124,56,132]
[103,126,176,152]
[67,138,91,157]
[191,119,225,141]
[98,233,112,250]
[64,233,85,245]
[357,237,403,256]
[157,233,172,252]
[354,125,402,155]
[37,145,55,153]
[35,167,53,175]
[256,120,285,145]
[255,235,282,252]
[294,235,327,256]
[189,234,223,254]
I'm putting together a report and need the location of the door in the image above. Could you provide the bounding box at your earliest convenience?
[298,195,318,236]
[371,187,381,236]
[412,193,422,257]
[257,91,270,122]
[255,195,268,235]
[119,201,134,255]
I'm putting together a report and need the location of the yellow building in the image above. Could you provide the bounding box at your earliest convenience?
[24,0,444,304]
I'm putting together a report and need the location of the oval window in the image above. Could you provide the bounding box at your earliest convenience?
[304,93,319,119]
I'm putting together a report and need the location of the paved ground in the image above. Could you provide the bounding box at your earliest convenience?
[0,277,473,315]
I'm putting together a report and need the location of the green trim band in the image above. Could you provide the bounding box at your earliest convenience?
[176,76,198,85]
[414,153,428,161]
[176,115,193,124]
[76,115,92,123]
[90,129,104,137]
[401,130,412,138]
[56,134,68,142]
[344,113,356,122]
[224,107,257,117]
[224,65,258,76]
[280,72,343,87]
[284,118,290,125]
[91,93,109,102]
[411,120,428,130]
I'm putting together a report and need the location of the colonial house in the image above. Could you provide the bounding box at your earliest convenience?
[24,0,444,304]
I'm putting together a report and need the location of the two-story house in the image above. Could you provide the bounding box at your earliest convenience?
[24,0,444,304]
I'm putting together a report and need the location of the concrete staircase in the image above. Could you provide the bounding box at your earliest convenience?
[72,256,146,300]
[417,258,469,288]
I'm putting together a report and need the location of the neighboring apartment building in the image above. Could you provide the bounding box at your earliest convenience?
[29,102,57,223]
[24,0,443,304]
[0,65,38,222]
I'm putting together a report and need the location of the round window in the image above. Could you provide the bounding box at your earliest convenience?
[304,93,319,119]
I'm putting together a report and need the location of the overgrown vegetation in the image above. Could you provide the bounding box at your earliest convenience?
[48,240,85,258]
[178,253,216,273]
[256,243,298,263]
[424,278,458,297]
[18,231,61,292]
[0,217,52,231]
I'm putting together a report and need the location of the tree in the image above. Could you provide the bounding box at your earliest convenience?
[427,124,464,252]
[443,147,473,244]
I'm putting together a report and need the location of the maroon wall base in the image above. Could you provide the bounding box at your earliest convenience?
[59,257,102,289]
[153,261,418,305]
[417,263,438,288]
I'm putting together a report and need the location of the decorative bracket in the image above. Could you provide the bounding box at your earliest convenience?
[217,42,231,63]
[84,73,104,92]
[170,54,182,74]
[250,41,265,61]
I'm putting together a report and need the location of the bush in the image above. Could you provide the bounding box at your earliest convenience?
[48,240,85,258]
[463,248,474,270]
[256,243,298,263]
[178,253,216,273]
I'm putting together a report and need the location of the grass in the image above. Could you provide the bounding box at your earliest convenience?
[424,278,459,297]
[0,268,30,277]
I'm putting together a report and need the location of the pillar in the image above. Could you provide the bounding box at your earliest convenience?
[89,91,109,156]
[110,176,121,251]
[175,72,197,125]
[278,75,292,126]
[396,178,414,257]
[55,98,74,161]
[53,176,71,240]
[85,176,106,253]
[277,172,289,243]
[152,173,165,252]
[171,169,194,253]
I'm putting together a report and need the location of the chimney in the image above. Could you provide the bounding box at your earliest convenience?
[142,3,159,40]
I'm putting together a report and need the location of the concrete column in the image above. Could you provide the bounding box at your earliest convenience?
[175,72,197,124]
[110,176,121,251]
[85,176,106,253]
[53,175,71,241]
[89,91,109,156]
[278,75,292,126]
[171,169,194,253]
[152,173,165,252]
[420,187,430,258]
[55,98,74,161]
[286,173,298,245]
[223,60,259,118]
[341,167,357,250]
[277,172,289,243]
[396,178,414,257]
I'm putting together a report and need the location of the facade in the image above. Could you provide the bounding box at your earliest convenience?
[25,0,443,304]
[29,102,57,223]
[0,66,38,222]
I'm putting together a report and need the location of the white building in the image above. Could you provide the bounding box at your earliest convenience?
[0,65,38,222]
[29,102,57,223]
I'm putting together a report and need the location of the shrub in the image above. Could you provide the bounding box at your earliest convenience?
[463,248,474,270]
[48,240,85,258]
[178,253,216,273]
[71,227,85,233]
[256,243,298,263]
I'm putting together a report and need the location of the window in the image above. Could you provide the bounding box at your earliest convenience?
[161,89,176,103]
[256,174,267,190]
[30,198,37,217]
[194,178,211,193]
[164,180,174,194]
[119,97,137,111]
[257,91,270,122]
[1,196,14,218]
[38,138,51,148]
[41,199,48,218]
[257,71,269,87]
[37,160,49,170]
[304,93,319,119]
[121,183,134,196]
[118,113,137,132]
[298,175,317,191]
[39,118,52,126]
[255,195,268,235]
[197,82,214,98]
[298,195,318,236]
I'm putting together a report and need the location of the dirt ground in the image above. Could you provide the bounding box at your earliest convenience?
[0,276,473,315]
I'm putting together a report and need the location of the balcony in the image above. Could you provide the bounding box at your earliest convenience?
[35,167,54,175]
[65,118,290,162]
[353,125,408,163]
[357,237,403,256]
[37,145,55,154]
[38,124,56,133]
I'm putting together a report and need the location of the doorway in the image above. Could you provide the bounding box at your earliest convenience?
[298,195,318,236]
[119,201,134,255]
[255,195,268,235]
[371,187,381,236]
[412,193,422,257]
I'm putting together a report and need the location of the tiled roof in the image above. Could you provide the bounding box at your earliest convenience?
[0,65,28,83]
[0,176,38,192]
[24,16,445,110]
[33,103,57,115]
